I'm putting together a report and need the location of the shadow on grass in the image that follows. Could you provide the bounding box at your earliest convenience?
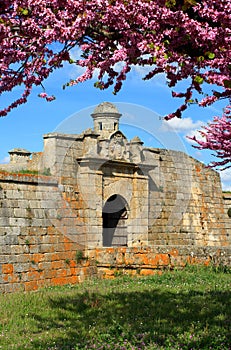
[30,283,231,350]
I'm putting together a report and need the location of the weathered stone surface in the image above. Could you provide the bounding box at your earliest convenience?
[0,102,230,293]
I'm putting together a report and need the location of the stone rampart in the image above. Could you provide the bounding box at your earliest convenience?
[0,171,92,293]
[148,150,230,247]
[0,169,230,293]
[0,102,230,293]
[88,246,231,278]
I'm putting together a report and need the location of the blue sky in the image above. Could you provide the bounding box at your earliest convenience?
[1,61,230,190]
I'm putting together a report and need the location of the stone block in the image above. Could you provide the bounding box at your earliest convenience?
[31,218,49,227]
[28,245,40,253]
[4,283,24,293]
[5,235,19,245]
[14,208,28,217]
[13,262,31,273]
[39,244,55,253]
[0,217,10,226]
[9,218,27,226]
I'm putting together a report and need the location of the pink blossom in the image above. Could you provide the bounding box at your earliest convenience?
[188,109,231,169]
[0,0,231,166]
[46,95,56,102]
[38,92,48,98]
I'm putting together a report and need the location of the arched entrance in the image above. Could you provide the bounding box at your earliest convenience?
[102,194,128,247]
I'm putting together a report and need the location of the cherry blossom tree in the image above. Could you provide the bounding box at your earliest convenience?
[0,0,231,166]
[189,107,231,169]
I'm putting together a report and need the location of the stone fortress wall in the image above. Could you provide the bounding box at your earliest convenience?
[0,102,230,292]
[223,192,231,232]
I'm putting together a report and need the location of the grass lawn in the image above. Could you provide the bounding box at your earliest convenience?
[0,265,230,349]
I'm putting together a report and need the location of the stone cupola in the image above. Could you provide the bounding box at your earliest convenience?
[91,102,122,138]
[8,148,31,164]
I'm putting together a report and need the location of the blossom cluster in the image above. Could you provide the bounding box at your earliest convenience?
[189,106,231,169]
[0,0,231,165]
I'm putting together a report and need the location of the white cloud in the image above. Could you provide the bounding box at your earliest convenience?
[162,117,204,133]
[161,117,208,147]
[186,129,205,144]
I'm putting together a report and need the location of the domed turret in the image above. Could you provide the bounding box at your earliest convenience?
[91,102,121,137]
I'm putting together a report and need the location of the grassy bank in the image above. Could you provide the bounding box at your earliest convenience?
[0,266,230,349]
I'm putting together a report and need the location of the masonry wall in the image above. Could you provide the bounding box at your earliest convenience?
[148,149,230,247]
[0,147,230,293]
[29,134,231,250]
[223,193,231,233]
[88,246,231,279]
[0,172,92,293]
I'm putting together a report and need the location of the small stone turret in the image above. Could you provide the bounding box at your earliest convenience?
[8,148,31,164]
[91,102,121,137]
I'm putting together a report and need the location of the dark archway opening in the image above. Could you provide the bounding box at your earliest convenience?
[102,194,128,247]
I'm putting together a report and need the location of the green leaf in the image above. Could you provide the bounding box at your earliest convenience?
[21,8,29,15]
[197,56,204,62]
[194,76,204,84]
[165,0,176,8]
[182,0,198,11]
[205,52,215,59]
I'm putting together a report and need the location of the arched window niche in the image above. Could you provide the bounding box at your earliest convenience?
[102,194,129,247]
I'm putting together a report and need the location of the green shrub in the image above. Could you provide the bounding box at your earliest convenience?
[76,249,84,263]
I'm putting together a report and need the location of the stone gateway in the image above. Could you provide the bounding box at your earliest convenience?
[0,102,230,292]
